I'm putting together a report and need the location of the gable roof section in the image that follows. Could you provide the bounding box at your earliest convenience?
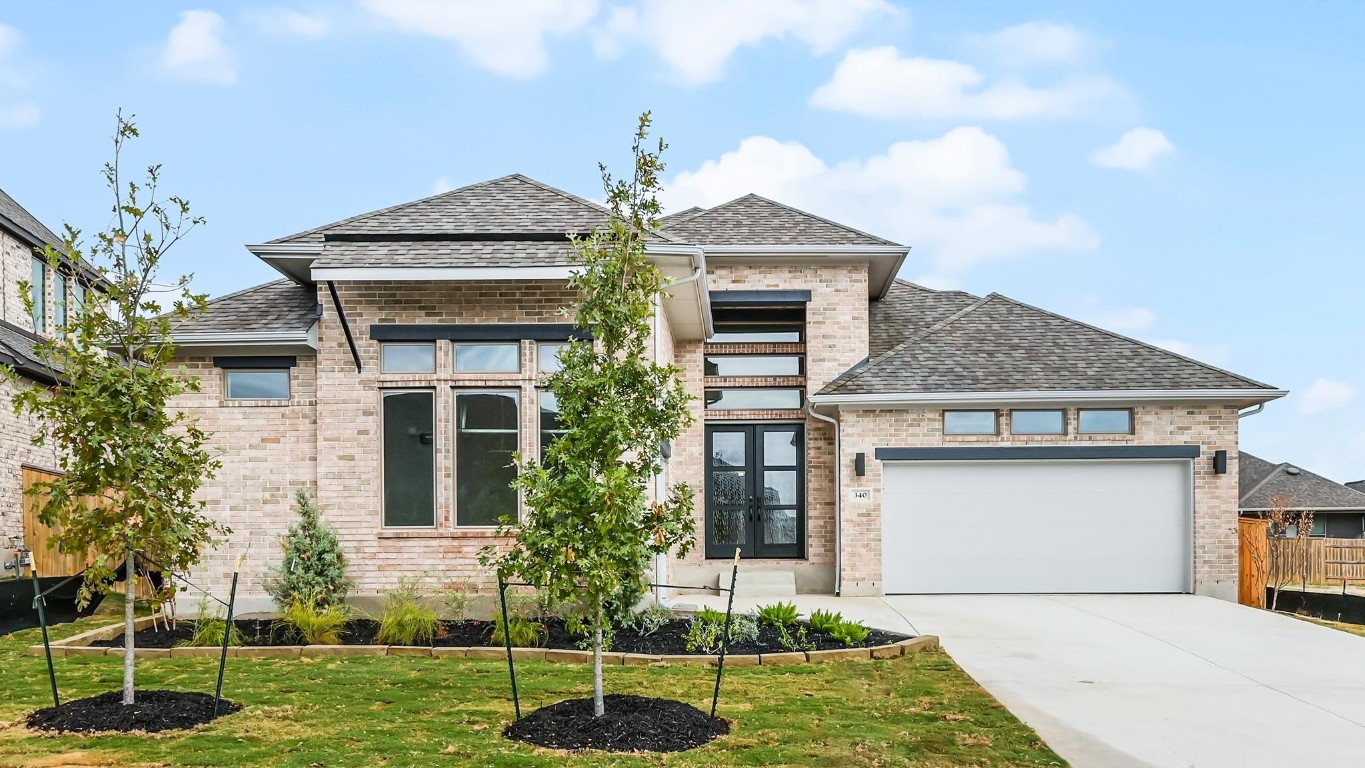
[1239,452,1365,511]
[659,194,900,246]
[870,280,981,357]
[1349,480,1365,493]
[171,279,318,337]
[819,291,1280,398]
[0,320,59,384]
[0,188,61,248]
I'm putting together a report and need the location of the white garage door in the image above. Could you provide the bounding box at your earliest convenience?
[882,460,1191,594]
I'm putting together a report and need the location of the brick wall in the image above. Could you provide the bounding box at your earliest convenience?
[836,404,1241,598]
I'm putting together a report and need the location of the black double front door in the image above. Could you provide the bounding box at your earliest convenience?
[705,424,804,559]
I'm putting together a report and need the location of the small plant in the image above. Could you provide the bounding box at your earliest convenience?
[695,606,725,624]
[441,580,478,621]
[492,615,546,647]
[808,609,844,635]
[756,601,800,628]
[376,577,440,646]
[685,609,759,653]
[278,597,349,645]
[829,620,871,647]
[625,604,674,637]
[176,600,243,648]
[775,622,815,652]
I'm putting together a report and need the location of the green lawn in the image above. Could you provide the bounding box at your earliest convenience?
[0,618,1064,768]
[1285,612,1365,638]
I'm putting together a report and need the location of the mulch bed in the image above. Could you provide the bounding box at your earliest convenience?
[26,690,242,733]
[504,694,728,752]
[90,617,909,654]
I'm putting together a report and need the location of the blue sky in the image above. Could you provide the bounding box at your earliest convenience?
[2,1,1362,481]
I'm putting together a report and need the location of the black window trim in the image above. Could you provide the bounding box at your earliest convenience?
[223,368,292,401]
[381,388,437,529]
[453,387,522,527]
[214,356,298,369]
[370,323,589,342]
[453,341,522,373]
[379,341,438,374]
[1009,408,1067,436]
[704,387,806,411]
[943,409,1000,436]
[703,353,805,378]
[1077,407,1136,435]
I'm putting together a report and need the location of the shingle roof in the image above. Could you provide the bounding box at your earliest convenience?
[658,206,704,225]
[0,188,61,248]
[870,280,981,357]
[1239,452,1365,511]
[819,291,1278,396]
[1349,481,1365,493]
[269,174,616,244]
[659,194,899,246]
[172,280,318,336]
[314,240,578,269]
[0,320,60,383]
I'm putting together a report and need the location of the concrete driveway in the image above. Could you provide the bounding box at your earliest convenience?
[678,592,1365,767]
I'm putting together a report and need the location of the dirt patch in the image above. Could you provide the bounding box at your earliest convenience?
[504,694,728,752]
[26,690,241,734]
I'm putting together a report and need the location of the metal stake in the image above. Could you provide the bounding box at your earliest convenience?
[214,554,243,717]
[31,568,59,708]
[710,549,740,719]
[499,576,521,720]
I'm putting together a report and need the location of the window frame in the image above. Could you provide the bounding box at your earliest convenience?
[223,369,292,401]
[707,322,804,343]
[380,342,437,374]
[1077,408,1135,435]
[943,409,1000,436]
[538,341,567,374]
[52,271,67,329]
[381,388,437,529]
[453,388,522,527]
[703,354,804,378]
[1009,409,1066,435]
[703,387,805,411]
[537,388,567,463]
[454,342,521,373]
[30,256,45,332]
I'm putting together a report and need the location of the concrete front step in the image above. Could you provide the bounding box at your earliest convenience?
[731,570,797,598]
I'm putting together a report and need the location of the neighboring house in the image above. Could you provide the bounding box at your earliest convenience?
[168,174,1286,609]
[1348,480,1365,494]
[0,188,81,552]
[1239,452,1365,539]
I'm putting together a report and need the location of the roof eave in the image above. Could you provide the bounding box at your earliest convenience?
[810,388,1290,409]
[700,244,909,299]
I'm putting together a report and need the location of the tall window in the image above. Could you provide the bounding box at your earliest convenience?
[455,391,519,526]
[53,272,67,328]
[72,280,86,317]
[382,391,435,527]
[30,257,45,332]
[539,390,567,463]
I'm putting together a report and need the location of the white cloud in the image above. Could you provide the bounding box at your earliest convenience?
[0,23,38,127]
[360,0,598,79]
[161,10,238,85]
[1091,127,1174,171]
[596,0,897,85]
[246,7,331,39]
[810,46,1120,120]
[1299,379,1356,416]
[1075,297,1155,332]
[967,22,1095,67]
[664,127,1097,282]
[431,177,452,194]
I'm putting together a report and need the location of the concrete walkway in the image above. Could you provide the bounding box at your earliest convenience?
[676,592,1365,767]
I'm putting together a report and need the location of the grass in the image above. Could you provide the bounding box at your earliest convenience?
[0,617,1065,768]
[1285,612,1365,638]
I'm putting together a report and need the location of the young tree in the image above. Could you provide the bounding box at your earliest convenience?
[265,489,351,608]
[483,113,695,718]
[8,113,224,705]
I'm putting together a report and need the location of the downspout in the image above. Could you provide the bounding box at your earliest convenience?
[655,264,704,604]
[1237,403,1265,418]
[325,281,362,373]
[807,402,841,596]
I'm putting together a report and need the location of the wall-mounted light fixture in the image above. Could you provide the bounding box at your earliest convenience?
[1212,449,1228,475]
[854,452,866,477]
[659,442,672,460]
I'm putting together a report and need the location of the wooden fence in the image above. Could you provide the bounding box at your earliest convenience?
[1238,517,1269,607]
[1268,536,1365,585]
[21,466,96,578]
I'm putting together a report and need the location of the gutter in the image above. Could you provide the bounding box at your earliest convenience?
[807,401,841,596]
[810,388,1290,408]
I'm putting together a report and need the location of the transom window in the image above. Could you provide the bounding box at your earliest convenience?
[455,390,520,526]
[538,342,566,373]
[943,410,998,435]
[224,370,290,400]
[455,343,520,372]
[381,342,436,373]
[704,355,802,377]
[1078,409,1133,434]
[1010,409,1065,435]
[704,388,804,410]
[707,322,803,343]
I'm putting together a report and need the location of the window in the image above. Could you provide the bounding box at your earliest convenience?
[1011,409,1064,435]
[538,342,566,373]
[53,272,67,328]
[455,391,520,526]
[704,388,804,410]
[381,343,436,373]
[1078,408,1133,434]
[30,257,45,332]
[224,370,290,400]
[72,280,86,317]
[383,391,435,527]
[704,355,802,377]
[707,323,803,343]
[455,343,519,372]
[539,390,567,463]
[944,410,998,435]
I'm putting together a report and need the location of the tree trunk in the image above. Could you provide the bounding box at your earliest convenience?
[123,551,135,705]
[593,600,604,718]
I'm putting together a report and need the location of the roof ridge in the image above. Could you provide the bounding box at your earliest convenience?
[986,293,1279,390]
[1240,457,1290,505]
[890,277,978,297]
[693,192,902,246]
[200,278,298,307]
[503,173,611,219]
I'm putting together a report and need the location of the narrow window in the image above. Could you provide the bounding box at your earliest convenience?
[539,390,567,462]
[703,388,804,410]
[224,370,291,400]
[381,342,436,373]
[30,257,45,332]
[382,391,435,527]
[455,390,520,526]
[455,343,519,373]
[538,341,566,373]
[1078,408,1133,434]
[943,410,998,435]
[704,355,803,377]
[53,272,67,328]
[707,323,802,343]
[72,280,86,319]
[1011,409,1065,435]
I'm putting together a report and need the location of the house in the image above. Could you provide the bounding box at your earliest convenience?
[1239,452,1365,539]
[1348,480,1365,494]
[0,188,80,554]
[168,174,1286,609]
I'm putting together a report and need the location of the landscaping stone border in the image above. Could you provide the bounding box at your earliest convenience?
[32,620,940,667]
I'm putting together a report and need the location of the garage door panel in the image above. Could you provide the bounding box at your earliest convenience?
[882,460,1190,594]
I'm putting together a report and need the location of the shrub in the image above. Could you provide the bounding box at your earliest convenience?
[685,610,759,654]
[625,604,674,637]
[177,601,243,648]
[492,616,547,647]
[829,620,871,647]
[756,601,800,628]
[278,597,349,645]
[376,578,440,646]
[775,622,815,652]
[441,581,477,621]
[808,609,844,635]
[266,490,351,609]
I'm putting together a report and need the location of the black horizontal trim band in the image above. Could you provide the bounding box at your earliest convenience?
[323,232,575,243]
[874,445,1202,461]
[709,289,812,305]
[214,356,298,370]
[369,323,590,342]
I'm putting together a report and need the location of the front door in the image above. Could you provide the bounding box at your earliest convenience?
[705,424,804,559]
